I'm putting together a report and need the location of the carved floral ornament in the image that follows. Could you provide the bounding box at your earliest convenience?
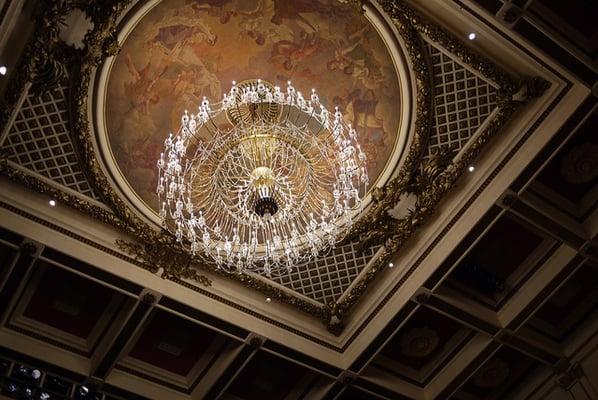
[400,327,440,358]
[0,0,548,334]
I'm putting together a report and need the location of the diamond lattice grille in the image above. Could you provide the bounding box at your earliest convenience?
[1,85,99,200]
[271,242,379,305]
[425,42,498,159]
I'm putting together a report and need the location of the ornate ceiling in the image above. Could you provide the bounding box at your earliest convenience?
[101,0,403,213]
[0,0,596,399]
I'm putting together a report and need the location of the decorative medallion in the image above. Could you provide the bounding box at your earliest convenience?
[473,358,510,388]
[561,143,598,184]
[399,327,440,358]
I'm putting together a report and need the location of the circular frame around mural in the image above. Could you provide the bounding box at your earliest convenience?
[91,0,418,229]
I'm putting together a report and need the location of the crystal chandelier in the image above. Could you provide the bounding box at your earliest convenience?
[157,80,368,276]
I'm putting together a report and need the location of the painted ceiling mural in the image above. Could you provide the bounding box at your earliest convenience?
[105,0,401,211]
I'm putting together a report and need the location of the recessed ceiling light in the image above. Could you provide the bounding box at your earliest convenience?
[266,297,272,303]
[468,166,475,172]
[389,262,394,268]
[468,32,476,40]
[0,66,6,75]
[48,199,56,206]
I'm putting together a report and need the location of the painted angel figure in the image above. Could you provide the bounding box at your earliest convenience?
[124,53,168,115]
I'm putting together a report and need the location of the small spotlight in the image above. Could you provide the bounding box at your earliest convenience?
[468,166,475,172]
[49,199,56,206]
[468,32,476,40]
[0,66,6,75]
[389,262,394,268]
[266,297,271,303]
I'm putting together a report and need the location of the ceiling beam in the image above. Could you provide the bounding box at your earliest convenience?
[201,333,262,399]
[90,290,159,379]
[0,239,42,325]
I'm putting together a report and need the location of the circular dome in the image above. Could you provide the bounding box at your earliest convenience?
[94,0,414,231]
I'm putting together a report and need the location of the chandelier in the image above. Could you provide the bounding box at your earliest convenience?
[157,80,368,276]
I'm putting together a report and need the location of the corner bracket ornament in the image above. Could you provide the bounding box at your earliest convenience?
[115,237,212,287]
[498,76,551,106]
[338,370,358,384]
[555,362,584,391]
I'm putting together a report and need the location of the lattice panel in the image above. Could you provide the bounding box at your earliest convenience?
[1,85,99,200]
[271,242,379,305]
[425,42,498,159]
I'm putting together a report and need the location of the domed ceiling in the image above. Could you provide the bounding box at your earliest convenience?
[103,0,402,213]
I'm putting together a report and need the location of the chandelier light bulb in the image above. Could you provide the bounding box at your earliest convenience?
[157,79,368,276]
[468,32,476,40]
[0,66,7,75]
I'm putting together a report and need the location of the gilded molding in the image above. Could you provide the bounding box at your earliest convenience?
[0,0,550,334]
[0,160,126,229]
[0,0,65,130]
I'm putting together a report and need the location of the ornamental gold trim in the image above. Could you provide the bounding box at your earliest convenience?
[0,0,548,334]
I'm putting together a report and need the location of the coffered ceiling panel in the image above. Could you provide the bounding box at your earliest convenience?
[224,350,320,400]
[128,309,219,376]
[444,212,556,310]
[526,262,598,342]
[455,345,540,400]
[528,0,598,56]
[5,258,129,357]
[531,110,598,221]
[370,306,473,386]
[22,263,119,338]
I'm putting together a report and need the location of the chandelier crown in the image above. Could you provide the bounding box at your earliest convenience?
[157,79,368,276]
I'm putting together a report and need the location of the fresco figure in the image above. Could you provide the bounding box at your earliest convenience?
[123,54,168,115]
[270,30,322,71]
